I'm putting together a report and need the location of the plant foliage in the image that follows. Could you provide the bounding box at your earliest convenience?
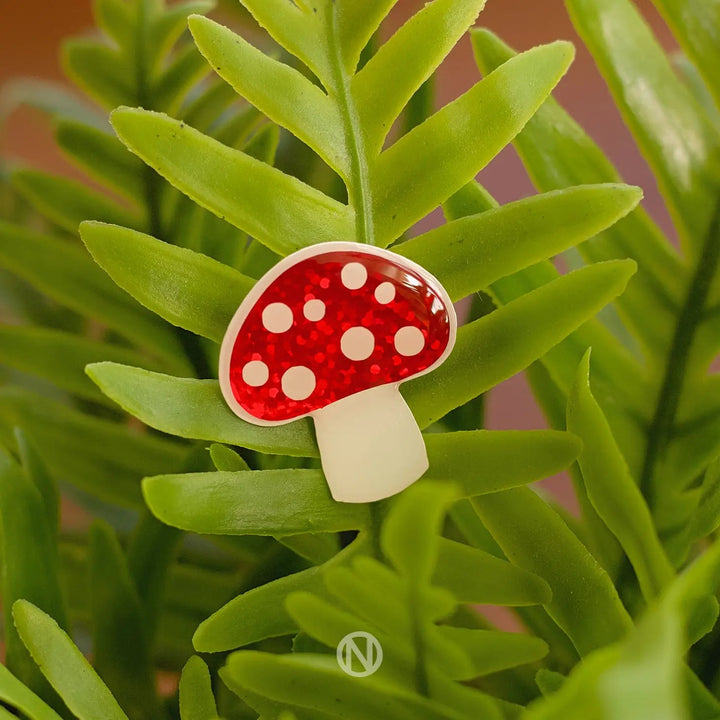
[1,0,720,718]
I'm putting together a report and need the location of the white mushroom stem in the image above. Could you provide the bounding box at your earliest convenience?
[312,384,428,503]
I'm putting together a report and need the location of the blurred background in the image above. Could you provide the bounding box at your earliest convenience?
[0,0,679,491]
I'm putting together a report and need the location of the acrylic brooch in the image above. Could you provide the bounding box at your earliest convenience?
[219,242,457,503]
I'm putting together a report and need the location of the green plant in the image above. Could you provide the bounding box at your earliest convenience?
[1,0,719,717]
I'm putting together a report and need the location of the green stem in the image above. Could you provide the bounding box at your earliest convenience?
[640,201,720,505]
[326,8,375,245]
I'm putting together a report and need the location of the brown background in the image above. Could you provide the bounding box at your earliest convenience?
[0,0,677,479]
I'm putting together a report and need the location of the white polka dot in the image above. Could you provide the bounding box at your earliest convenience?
[281,366,316,400]
[262,302,293,333]
[242,360,269,387]
[341,326,375,361]
[341,262,367,290]
[303,298,326,322]
[374,282,395,304]
[394,326,425,356]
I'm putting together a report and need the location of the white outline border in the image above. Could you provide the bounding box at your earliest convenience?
[218,241,458,427]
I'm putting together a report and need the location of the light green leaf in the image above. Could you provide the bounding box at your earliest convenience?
[471,29,684,358]
[0,387,185,508]
[62,39,134,109]
[335,0,398,71]
[193,539,365,652]
[189,15,346,176]
[434,539,552,606]
[87,363,318,457]
[148,1,216,70]
[88,522,161,720]
[209,443,249,472]
[143,469,369,536]
[11,170,141,235]
[179,656,219,720]
[94,0,133,48]
[437,626,548,678]
[0,325,153,404]
[404,259,637,428]
[686,458,720,545]
[0,447,66,701]
[372,41,574,244]
[80,221,254,342]
[0,663,63,720]
[13,600,129,720]
[0,222,186,368]
[56,120,145,200]
[354,0,486,151]
[566,0,720,255]
[111,107,355,254]
[398,184,642,302]
[567,350,674,599]
[153,44,211,113]
[474,487,632,656]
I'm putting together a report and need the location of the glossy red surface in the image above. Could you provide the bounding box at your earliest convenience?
[227,249,452,421]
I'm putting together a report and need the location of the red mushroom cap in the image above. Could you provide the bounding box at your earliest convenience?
[219,242,456,425]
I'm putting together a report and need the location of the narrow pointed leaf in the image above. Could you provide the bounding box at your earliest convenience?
[566,0,720,255]
[434,539,552,606]
[404,260,636,428]
[372,41,574,244]
[472,30,684,358]
[354,0,485,150]
[0,448,66,700]
[81,221,253,342]
[190,16,347,176]
[112,107,354,253]
[474,487,632,655]
[567,351,674,599]
[88,522,161,719]
[0,388,185,508]
[398,184,642,301]
[87,363,318,457]
[11,170,141,235]
[180,657,219,720]
[0,326,152,404]
[0,222,185,366]
[152,44,212,113]
[143,469,369,536]
[56,120,145,199]
[13,600,129,720]
[149,1,216,68]
[335,0,398,70]
[0,663,63,720]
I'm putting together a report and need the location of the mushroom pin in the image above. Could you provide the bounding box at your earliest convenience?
[219,242,457,503]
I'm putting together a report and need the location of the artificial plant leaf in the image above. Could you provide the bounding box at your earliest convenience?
[193,539,365,652]
[567,350,674,599]
[0,447,66,701]
[566,0,720,256]
[0,387,185,508]
[179,656,219,720]
[398,184,642,302]
[353,0,486,152]
[143,469,369,536]
[111,108,355,254]
[474,487,632,656]
[88,521,161,720]
[0,325,152,405]
[80,221,253,342]
[471,29,684,358]
[189,15,347,176]
[424,430,580,497]
[437,626,548,678]
[0,222,186,369]
[13,600,129,720]
[56,120,145,200]
[404,259,636,428]
[0,663,63,720]
[86,363,318,457]
[222,652,491,720]
[434,538,551,606]
[62,39,134,109]
[372,41,574,244]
